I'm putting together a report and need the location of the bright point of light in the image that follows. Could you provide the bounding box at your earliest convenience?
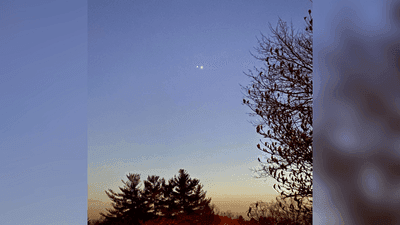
[200,66,203,69]
[196,66,199,68]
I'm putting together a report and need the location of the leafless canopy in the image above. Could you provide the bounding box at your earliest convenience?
[242,9,313,219]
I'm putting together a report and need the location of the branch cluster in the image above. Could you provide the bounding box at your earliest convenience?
[242,9,313,218]
[247,196,312,225]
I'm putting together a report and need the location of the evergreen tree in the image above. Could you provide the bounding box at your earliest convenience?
[170,169,213,220]
[100,173,149,225]
[99,169,216,224]
[142,175,165,220]
[159,177,179,219]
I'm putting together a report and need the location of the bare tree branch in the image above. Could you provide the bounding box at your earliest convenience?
[242,9,313,222]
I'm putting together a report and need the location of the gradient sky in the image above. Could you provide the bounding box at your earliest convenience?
[0,0,87,224]
[88,0,312,218]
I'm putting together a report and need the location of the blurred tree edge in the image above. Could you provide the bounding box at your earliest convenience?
[98,169,218,225]
[241,8,313,224]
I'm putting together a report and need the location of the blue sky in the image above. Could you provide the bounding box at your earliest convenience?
[0,0,86,224]
[88,0,312,218]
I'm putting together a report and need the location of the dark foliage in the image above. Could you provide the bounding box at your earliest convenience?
[242,9,313,220]
[171,169,213,216]
[246,197,311,225]
[100,173,149,225]
[95,169,217,225]
[142,175,165,220]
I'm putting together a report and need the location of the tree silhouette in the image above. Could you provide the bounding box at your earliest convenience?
[169,169,214,223]
[100,173,149,225]
[242,9,313,220]
[246,197,311,225]
[99,169,216,224]
[159,177,179,219]
[142,175,165,220]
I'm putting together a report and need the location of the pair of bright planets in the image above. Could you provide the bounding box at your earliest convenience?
[196,65,204,69]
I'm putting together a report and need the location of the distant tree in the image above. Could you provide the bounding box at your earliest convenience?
[247,197,311,225]
[100,169,216,224]
[169,169,214,222]
[142,175,165,220]
[141,169,218,225]
[100,173,149,225]
[159,177,179,219]
[219,209,238,219]
[242,9,313,221]
[237,215,246,225]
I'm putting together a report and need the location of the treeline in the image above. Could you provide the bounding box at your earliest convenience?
[90,169,219,225]
[88,168,310,225]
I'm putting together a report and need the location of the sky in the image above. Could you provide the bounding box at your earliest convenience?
[87,0,312,219]
[0,0,87,224]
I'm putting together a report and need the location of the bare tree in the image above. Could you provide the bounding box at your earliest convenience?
[247,196,311,224]
[241,9,313,220]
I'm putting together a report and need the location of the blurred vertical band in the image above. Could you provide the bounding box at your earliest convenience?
[314,0,400,224]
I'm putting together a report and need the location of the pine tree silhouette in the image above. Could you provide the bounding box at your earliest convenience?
[159,177,179,219]
[99,169,216,224]
[100,173,149,225]
[142,175,165,220]
[169,169,214,223]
